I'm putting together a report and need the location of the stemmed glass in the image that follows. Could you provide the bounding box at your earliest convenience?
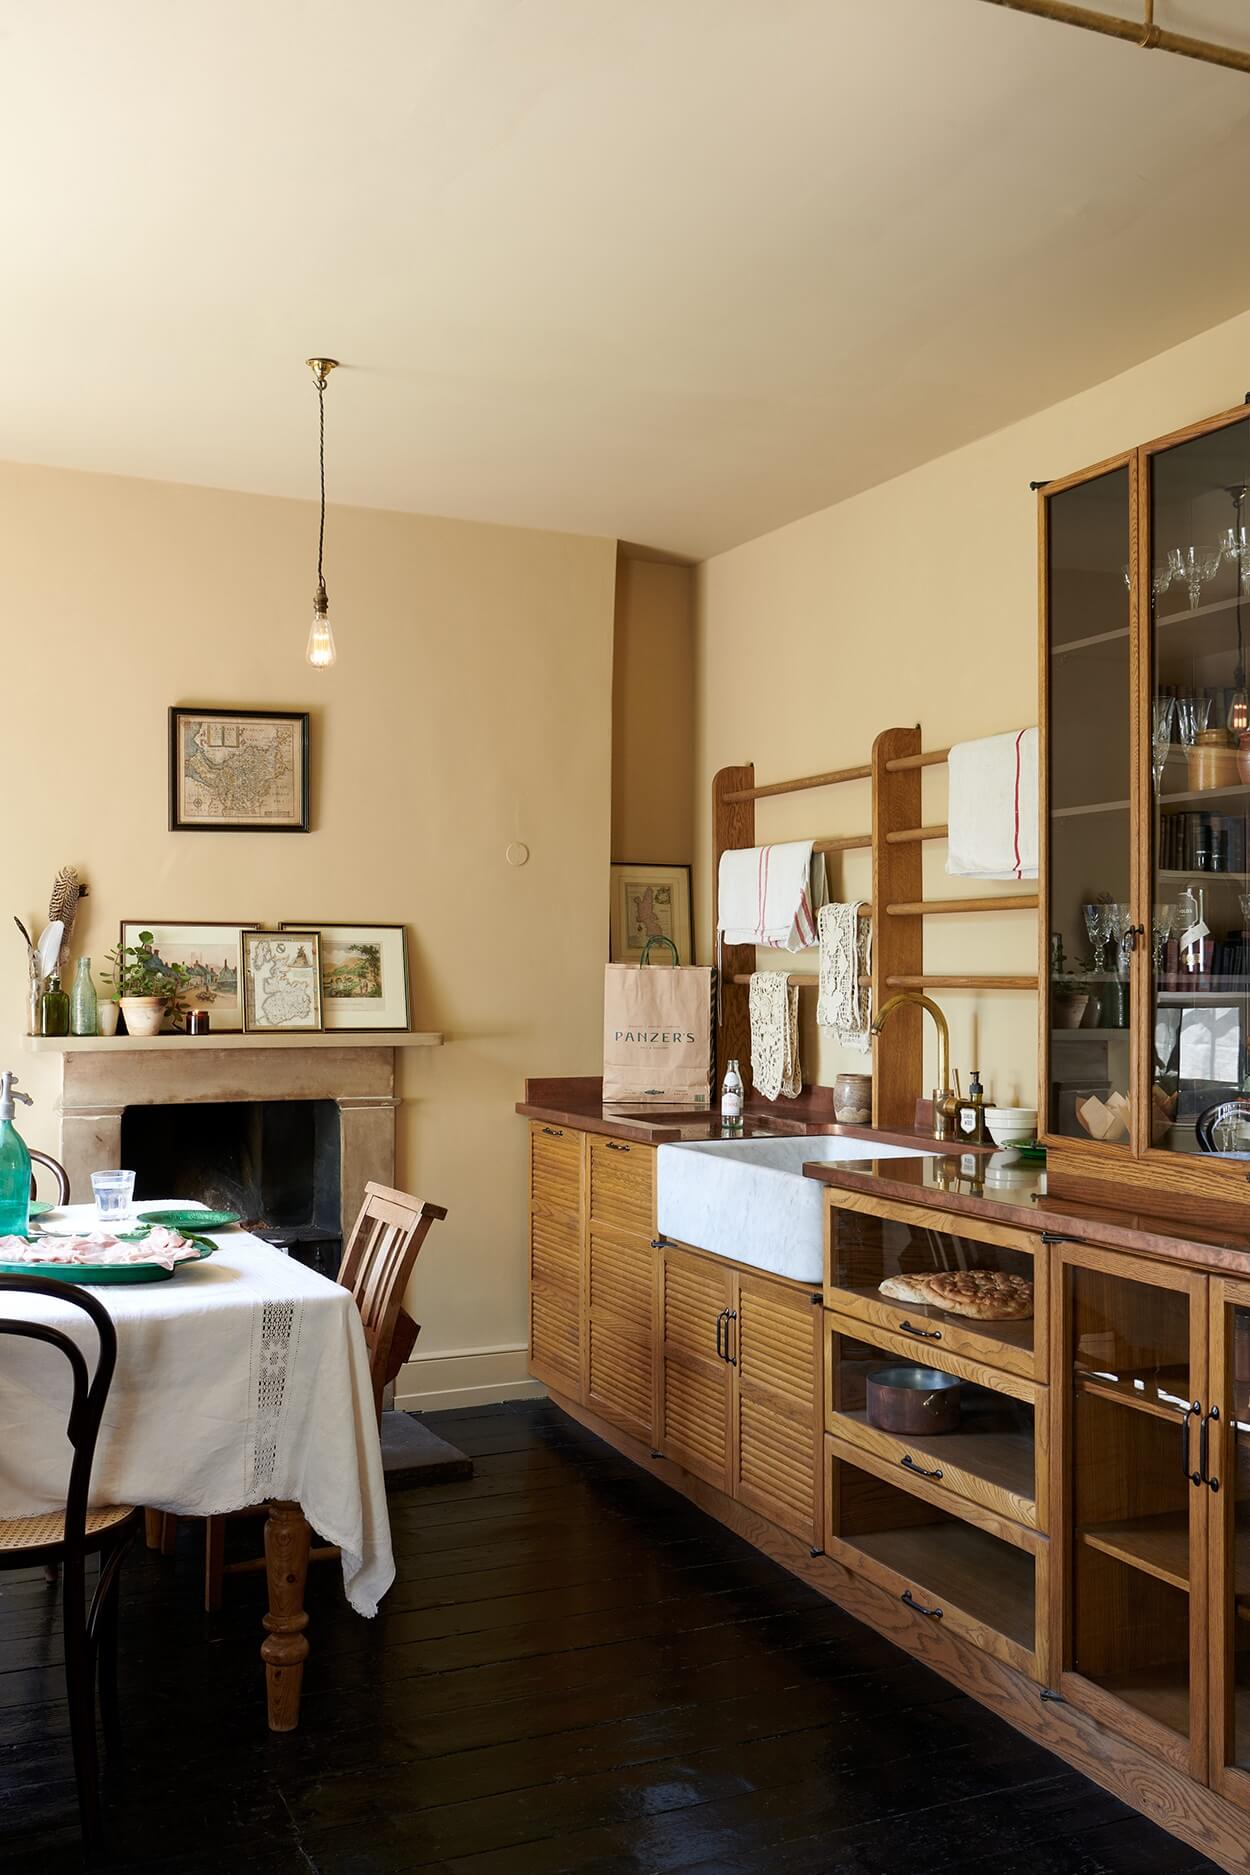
[1152,696,1176,790]
[1176,693,1212,749]
[1177,544,1224,611]
[1083,902,1110,972]
[1222,524,1250,590]
[1152,904,1176,977]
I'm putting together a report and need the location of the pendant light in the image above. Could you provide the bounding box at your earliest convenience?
[305,357,339,669]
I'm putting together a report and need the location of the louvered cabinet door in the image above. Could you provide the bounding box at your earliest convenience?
[660,1245,733,1492]
[586,1225,656,1441]
[528,1123,584,1397]
[733,1272,822,1543]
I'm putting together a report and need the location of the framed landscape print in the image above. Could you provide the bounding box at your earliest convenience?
[119,921,257,1032]
[169,706,310,833]
[280,923,410,1031]
[241,930,323,1033]
[609,863,694,964]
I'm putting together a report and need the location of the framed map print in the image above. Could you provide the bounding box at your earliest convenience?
[241,931,323,1032]
[169,706,310,832]
[280,923,410,1031]
[118,921,257,1032]
[609,863,694,964]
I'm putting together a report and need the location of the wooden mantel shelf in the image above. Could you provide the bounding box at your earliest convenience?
[25,1031,443,1054]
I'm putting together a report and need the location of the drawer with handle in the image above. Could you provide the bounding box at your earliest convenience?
[588,1132,654,1239]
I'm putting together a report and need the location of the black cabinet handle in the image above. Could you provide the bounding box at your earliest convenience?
[900,1454,943,1482]
[1181,1401,1201,1486]
[714,1307,730,1362]
[726,1308,738,1367]
[541,1126,563,1137]
[1201,1405,1221,1492]
[898,1319,942,1341]
[606,1140,631,1153]
[901,1589,943,1620]
[1040,1231,1078,1245]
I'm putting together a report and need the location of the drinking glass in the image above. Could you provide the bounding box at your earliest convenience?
[1176,693,1212,748]
[1151,696,1176,790]
[1221,524,1250,589]
[1152,904,1176,975]
[91,1169,136,1228]
[1083,902,1107,970]
[1178,545,1223,610]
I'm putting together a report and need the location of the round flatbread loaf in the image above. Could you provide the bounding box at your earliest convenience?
[921,1268,1033,1321]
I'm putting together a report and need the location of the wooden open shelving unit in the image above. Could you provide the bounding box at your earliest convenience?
[713,725,1039,1123]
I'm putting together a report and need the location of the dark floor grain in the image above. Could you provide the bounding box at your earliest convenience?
[0,1400,1220,1875]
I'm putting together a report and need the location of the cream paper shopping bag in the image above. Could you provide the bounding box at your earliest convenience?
[602,937,715,1108]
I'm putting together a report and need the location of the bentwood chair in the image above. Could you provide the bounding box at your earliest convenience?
[29,1148,71,1205]
[0,1277,139,1851]
[200,1182,447,1611]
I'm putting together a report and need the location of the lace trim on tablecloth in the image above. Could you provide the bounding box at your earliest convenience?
[817,901,872,1052]
[246,1297,304,1499]
[749,971,801,1100]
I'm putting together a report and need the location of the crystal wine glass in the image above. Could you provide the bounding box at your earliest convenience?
[1221,524,1250,590]
[1176,693,1212,748]
[1152,903,1176,976]
[1083,902,1106,971]
[1151,696,1176,790]
[1178,544,1224,611]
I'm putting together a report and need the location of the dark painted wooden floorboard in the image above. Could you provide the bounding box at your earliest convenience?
[0,1400,1223,1875]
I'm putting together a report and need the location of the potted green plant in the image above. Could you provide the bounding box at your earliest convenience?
[101,932,190,1038]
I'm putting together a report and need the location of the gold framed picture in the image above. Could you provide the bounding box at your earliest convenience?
[241,930,323,1032]
[609,863,694,964]
[168,706,310,832]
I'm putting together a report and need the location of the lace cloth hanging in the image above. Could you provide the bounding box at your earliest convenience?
[749,971,801,1100]
[817,902,872,1053]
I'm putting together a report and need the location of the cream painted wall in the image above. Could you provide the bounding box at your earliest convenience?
[611,555,695,869]
[695,303,1250,1111]
[2,460,617,1408]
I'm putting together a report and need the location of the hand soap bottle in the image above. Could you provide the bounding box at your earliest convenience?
[0,1071,34,1237]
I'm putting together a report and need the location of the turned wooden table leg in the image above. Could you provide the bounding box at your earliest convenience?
[261,1500,311,1731]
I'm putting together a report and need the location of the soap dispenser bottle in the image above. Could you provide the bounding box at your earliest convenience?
[0,1071,34,1237]
[954,1069,989,1146]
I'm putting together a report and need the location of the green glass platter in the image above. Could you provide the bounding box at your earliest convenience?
[135,1208,240,1230]
[29,1201,54,1218]
[0,1234,217,1286]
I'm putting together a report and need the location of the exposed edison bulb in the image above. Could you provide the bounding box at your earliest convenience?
[306,587,337,669]
[1228,684,1249,735]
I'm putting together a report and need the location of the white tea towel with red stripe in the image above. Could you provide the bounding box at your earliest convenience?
[945,728,1038,880]
[718,841,828,952]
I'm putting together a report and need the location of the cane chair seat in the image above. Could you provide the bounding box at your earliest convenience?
[0,1504,135,1552]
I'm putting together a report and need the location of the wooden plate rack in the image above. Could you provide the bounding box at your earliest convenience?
[714,725,1039,1126]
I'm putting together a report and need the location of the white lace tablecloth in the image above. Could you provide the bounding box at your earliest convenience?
[0,1203,394,1616]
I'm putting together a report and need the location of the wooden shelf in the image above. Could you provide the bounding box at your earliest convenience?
[1081,1511,1190,1593]
[1074,1365,1193,1422]
[1052,1027,1129,1040]
[835,1285,1036,1358]
[25,1031,443,1053]
[1051,799,1131,819]
[839,1409,1034,1510]
[848,1520,1034,1650]
[1051,626,1130,656]
[1161,783,1250,808]
[1083,1661,1190,1739]
[1158,987,1250,1004]
[1158,869,1250,882]
[1156,592,1247,629]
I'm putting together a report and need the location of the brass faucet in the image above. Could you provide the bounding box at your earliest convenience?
[870,992,957,1142]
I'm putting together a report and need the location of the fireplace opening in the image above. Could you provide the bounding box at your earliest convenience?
[121,1099,343,1278]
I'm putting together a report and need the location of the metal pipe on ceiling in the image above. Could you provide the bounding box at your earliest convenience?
[976,0,1250,76]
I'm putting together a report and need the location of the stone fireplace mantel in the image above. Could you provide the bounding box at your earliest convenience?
[39,1039,434,1243]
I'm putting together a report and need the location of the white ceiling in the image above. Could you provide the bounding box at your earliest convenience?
[5,0,1250,558]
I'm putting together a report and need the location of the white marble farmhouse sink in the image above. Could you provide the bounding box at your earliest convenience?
[657,1136,938,1285]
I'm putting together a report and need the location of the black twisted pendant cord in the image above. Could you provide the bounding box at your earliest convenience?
[316,374,327,602]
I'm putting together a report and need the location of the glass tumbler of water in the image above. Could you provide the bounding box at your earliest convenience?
[91,1169,136,1227]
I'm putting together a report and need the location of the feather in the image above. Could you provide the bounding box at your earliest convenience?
[48,866,82,953]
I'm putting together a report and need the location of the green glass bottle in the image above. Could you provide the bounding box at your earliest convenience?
[39,973,70,1037]
[0,1070,32,1235]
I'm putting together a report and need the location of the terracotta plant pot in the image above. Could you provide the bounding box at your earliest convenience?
[119,996,164,1038]
[97,1001,120,1038]
[1053,991,1089,1030]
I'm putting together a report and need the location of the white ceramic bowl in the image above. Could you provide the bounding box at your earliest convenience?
[985,1106,1038,1147]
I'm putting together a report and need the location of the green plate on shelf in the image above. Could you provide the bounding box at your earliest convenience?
[135,1208,240,1230]
[0,1233,217,1285]
[1012,1142,1047,1162]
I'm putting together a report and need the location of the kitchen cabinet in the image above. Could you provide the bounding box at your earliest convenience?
[527,1122,583,1397]
[1042,402,1250,1216]
[585,1134,656,1442]
[659,1242,822,1542]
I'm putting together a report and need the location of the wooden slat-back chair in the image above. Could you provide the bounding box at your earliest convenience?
[199,1182,447,1611]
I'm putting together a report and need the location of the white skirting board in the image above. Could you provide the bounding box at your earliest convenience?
[394,1342,546,1412]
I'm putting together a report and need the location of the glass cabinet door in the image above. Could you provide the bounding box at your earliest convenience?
[1208,1277,1250,1812]
[1044,463,1134,1146]
[1062,1247,1209,1779]
[1148,414,1250,1161]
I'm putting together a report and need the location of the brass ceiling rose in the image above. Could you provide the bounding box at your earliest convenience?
[305,357,339,390]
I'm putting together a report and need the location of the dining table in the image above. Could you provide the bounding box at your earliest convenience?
[0,1201,394,1730]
